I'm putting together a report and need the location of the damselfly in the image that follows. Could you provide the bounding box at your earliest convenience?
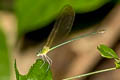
[37,5,105,67]
[37,5,75,65]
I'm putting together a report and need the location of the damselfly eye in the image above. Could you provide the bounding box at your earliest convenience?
[36,49,42,55]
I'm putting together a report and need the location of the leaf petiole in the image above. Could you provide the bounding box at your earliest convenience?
[63,67,116,80]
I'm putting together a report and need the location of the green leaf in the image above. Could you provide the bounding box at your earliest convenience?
[68,0,110,13]
[114,58,120,69]
[0,28,10,80]
[15,0,110,36]
[15,59,53,80]
[97,44,119,59]
[115,60,120,69]
[15,0,66,36]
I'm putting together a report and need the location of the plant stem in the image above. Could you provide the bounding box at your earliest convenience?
[63,67,116,80]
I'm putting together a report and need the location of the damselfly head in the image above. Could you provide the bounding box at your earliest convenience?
[37,46,50,56]
[36,49,42,56]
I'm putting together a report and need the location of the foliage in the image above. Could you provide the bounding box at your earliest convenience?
[97,44,120,69]
[15,0,110,36]
[63,44,120,80]
[0,28,10,80]
[97,44,119,59]
[15,59,52,80]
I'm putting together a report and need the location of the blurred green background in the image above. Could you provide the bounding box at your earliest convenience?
[0,0,115,35]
